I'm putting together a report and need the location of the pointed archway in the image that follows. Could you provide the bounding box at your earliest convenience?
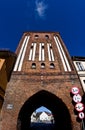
[17,90,72,130]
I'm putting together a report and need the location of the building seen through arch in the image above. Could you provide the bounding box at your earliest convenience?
[1,32,84,130]
[31,106,54,123]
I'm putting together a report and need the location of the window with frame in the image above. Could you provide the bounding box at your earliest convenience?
[76,62,85,71]
[83,80,85,84]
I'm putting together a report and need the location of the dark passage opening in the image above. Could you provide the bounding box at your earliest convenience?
[17,90,72,130]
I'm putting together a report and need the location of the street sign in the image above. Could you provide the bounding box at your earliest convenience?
[71,87,79,95]
[75,103,84,112]
[73,94,82,103]
[78,112,85,119]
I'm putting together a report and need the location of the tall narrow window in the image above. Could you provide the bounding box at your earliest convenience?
[76,62,85,71]
[42,43,45,61]
[29,44,33,61]
[50,44,55,61]
[39,43,45,61]
[47,43,51,61]
[29,43,36,61]
[47,43,55,61]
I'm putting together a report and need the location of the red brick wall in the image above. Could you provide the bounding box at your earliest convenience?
[1,32,83,130]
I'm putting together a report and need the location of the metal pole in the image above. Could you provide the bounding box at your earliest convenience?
[82,120,85,130]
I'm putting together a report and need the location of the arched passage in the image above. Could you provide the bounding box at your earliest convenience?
[17,90,72,130]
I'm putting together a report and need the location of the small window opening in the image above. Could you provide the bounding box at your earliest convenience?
[50,63,55,69]
[32,63,36,69]
[35,35,39,39]
[50,46,52,49]
[42,45,44,49]
[45,35,49,39]
[41,63,45,69]
[31,45,33,49]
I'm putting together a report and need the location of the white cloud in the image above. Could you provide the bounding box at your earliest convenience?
[35,0,48,18]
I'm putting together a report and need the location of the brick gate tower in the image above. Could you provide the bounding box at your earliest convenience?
[1,32,84,130]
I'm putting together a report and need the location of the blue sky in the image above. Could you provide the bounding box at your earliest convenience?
[36,106,51,113]
[0,0,85,56]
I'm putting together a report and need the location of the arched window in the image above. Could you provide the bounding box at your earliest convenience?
[50,46,52,49]
[41,63,45,69]
[31,63,36,69]
[35,35,39,39]
[50,63,55,69]
[45,35,49,39]
[42,45,44,49]
[31,45,33,49]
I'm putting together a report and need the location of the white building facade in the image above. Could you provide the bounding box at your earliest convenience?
[72,56,85,92]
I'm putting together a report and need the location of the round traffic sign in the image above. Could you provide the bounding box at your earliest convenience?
[78,112,85,119]
[71,87,80,95]
[73,94,82,103]
[75,103,84,112]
